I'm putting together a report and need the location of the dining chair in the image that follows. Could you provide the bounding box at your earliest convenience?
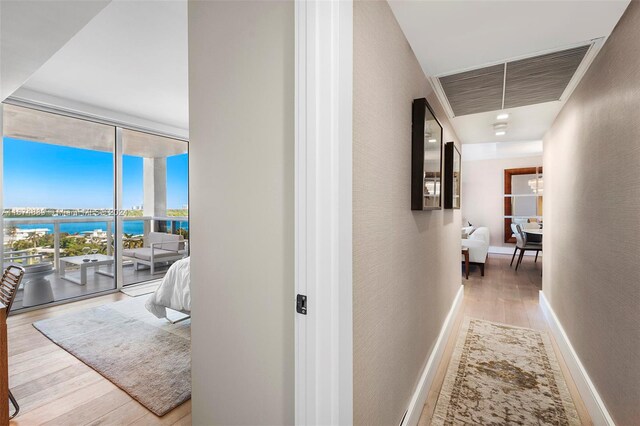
[511,224,542,271]
[0,265,26,419]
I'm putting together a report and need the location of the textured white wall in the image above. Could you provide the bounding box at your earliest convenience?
[353,2,461,424]
[188,1,294,424]
[543,2,640,424]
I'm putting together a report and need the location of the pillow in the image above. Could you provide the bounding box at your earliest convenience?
[461,226,475,238]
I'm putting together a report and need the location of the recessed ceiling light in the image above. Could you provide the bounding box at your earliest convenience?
[493,122,507,136]
[497,113,509,120]
[428,138,437,143]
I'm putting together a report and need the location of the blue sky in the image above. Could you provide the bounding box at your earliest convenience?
[3,138,188,209]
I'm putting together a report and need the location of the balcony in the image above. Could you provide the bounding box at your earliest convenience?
[3,215,188,311]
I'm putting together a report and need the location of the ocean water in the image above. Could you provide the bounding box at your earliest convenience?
[9,218,188,236]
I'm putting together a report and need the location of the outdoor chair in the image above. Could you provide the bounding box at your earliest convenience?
[122,232,188,274]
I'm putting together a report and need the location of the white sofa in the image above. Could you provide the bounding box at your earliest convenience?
[461,226,490,276]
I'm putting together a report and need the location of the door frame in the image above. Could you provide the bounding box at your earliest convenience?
[294,0,353,424]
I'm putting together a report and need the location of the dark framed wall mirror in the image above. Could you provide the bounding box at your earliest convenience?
[444,142,461,209]
[411,98,443,210]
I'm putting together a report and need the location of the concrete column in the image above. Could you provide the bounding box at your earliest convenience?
[143,157,167,219]
[143,220,151,247]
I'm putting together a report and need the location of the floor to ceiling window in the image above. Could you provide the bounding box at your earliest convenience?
[121,130,189,286]
[2,104,189,310]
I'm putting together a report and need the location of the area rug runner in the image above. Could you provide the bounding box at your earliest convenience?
[432,318,580,426]
[33,297,190,416]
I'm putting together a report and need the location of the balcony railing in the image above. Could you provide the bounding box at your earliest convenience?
[3,216,189,273]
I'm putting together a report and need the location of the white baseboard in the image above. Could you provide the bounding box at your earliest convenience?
[489,245,540,256]
[539,291,615,426]
[401,285,464,426]
[489,246,515,255]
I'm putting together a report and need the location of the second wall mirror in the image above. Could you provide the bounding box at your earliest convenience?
[411,98,443,210]
[444,142,461,209]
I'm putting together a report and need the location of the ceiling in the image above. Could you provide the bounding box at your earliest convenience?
[389,0,631,145]
[10,0,188,138]
[3,1,630,145]
[0,0,110,101]
[461,140,543,162]
[452,102,563,145]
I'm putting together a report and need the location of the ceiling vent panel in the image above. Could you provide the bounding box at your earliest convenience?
[439,64,504,116]
[504,45,589,109]
[437,44,591,117]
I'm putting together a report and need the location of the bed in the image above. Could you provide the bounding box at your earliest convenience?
[145,256,191,319]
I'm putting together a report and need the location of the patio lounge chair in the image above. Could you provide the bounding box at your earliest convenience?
[122,232,188,275]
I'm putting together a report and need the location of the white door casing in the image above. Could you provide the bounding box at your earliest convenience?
[295,0,353,424]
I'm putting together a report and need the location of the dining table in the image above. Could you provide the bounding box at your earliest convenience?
[524,228,543,244]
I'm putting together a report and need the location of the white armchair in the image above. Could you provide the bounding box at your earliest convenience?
[461,227,490,276]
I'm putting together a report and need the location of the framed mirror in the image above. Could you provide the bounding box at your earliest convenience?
[411,98,443,210]
[444,142,461,209]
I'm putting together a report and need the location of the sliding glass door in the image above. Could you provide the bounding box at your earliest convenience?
[121,130,189,286]
[2,105,116,309]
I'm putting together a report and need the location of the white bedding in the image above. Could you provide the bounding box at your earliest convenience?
[145,257,191,319]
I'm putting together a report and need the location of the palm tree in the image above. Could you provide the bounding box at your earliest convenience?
[28,231,40,249]
[6,224,18,246]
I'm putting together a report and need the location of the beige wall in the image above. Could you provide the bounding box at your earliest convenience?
[353,2,461,424]
[543,2,640,424]
[461,156,543,249]
[188,1,294,424]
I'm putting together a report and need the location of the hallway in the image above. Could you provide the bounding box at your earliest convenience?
[418,254,591,425]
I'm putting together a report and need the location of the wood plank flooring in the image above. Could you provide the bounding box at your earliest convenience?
[6,254,589,425]
[6,293,191,426]
[418,254,592,425]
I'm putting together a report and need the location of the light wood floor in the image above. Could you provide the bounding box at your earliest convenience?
[418,254,592,426]
[6,255,588,426]
[7,293,191,426]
